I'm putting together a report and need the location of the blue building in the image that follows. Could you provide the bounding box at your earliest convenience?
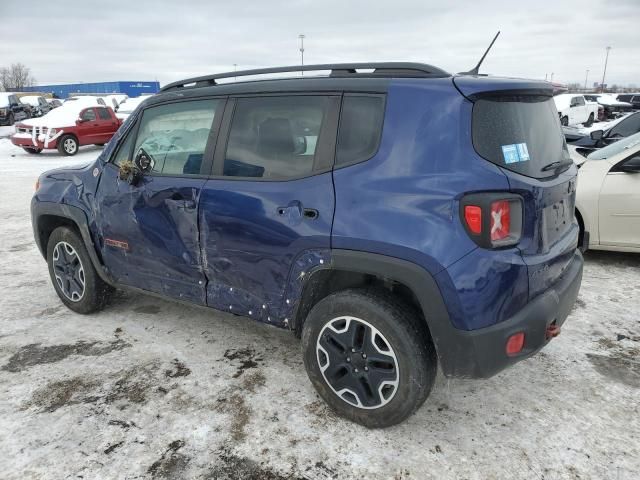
[22,81,160,99]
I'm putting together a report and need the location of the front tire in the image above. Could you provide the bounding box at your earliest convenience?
[46,226,113,314]
[302,289,437,428]
[8,113,14,126]
[57,135,78,156]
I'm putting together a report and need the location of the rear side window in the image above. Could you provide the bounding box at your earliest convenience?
[224,96,329,179]
[97,108,111,120]
[134,99,219,176]
[472,96,571,179]
[336,94,385,167]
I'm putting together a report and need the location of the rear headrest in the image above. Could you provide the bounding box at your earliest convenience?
[257,117,295,157]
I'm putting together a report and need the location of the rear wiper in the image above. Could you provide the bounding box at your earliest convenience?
[541,159,573,172]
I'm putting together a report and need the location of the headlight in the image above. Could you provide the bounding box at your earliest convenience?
[48,128,58,135]
[0,108,7,115]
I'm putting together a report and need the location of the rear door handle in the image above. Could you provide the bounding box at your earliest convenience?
[277,204,318,220]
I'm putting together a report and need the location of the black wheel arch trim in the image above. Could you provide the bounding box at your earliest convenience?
[31,200,114,286]
[296,249,458,374]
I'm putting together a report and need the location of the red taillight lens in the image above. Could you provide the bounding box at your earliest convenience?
[464,205,482,235]
[490,200,511,241]
[506,332,525,356]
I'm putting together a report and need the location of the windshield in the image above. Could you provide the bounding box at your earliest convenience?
[587,131,640,160]
[472,95,571,179]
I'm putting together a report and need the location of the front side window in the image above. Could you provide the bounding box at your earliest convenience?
[608,113,640,138]
[336,94,385,166]
[133,99,219,176]
[224,96,329,179]
[81,108,96,121]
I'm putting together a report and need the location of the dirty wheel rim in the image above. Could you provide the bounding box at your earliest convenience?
[52,241,85,302]
[63,138,77,154]
[316,316,399,409]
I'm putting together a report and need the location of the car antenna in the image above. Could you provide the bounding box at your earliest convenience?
[459,31,501,75]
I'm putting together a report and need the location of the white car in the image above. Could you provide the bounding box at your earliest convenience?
[114,96,149,121]
[554,94,599,127]
[573,132,640,252]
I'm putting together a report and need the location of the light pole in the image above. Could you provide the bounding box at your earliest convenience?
[299,34,305,76]
[601,46,611,92]
[584,69,589,90]
[233,63,237,82]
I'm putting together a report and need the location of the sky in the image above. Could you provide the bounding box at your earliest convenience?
[1,0,638,88]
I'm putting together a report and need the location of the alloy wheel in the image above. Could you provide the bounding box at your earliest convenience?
[316,316,399,409]
[63,138,77,154]
[52,241,85,302]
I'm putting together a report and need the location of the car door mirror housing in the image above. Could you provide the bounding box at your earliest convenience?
[590,130,604,140]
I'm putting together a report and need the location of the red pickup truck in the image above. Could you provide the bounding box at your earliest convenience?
[11,105,122,155]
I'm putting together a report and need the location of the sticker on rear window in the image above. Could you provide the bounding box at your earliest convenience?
[501,143,530,164]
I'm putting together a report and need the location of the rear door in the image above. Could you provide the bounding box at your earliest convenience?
[94,98,224,304]
[199,94,339,324]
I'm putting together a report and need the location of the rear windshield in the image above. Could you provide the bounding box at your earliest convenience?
[472,95,571,179]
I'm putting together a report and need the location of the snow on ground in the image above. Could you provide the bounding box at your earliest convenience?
[0,125,16,139]
[0,138,638,480]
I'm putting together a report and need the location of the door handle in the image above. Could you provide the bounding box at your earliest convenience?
[277,204,318,220]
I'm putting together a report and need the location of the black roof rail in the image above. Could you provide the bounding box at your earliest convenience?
[160,62,450,92]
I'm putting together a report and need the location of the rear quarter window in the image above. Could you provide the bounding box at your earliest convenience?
[336,94,385,167]
[472,96,571,179]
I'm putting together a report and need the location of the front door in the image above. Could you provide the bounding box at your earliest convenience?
[94,98,224,304]
[199,95,339,323]
[77,107,99,145]
[599,154,640,247]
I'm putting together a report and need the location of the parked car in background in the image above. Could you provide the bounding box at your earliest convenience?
[0,92,31,125]
[616,94,640,110]
[554,94,599,126]
[574,131,640,252]
[114,96,148,120]
[46,98,63,109]
[584,94,633,119]
[19,95,52,117]
[29,63,583,427]
[11,104,122,155]
[64,96,107,107]
[565,112,640,150]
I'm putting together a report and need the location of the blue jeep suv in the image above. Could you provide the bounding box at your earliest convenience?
[31,63,583,427]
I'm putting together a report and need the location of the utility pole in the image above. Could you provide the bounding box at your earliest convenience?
[601,46,612,92]
[584,69,589,90]
[550,72,554,82]
[299,34,305,76]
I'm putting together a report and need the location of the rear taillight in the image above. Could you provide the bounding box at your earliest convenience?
[461,193,523,248]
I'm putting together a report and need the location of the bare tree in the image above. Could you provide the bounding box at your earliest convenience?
[0,63,36,91]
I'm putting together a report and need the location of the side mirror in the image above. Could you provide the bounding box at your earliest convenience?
[616,156,640,173]
[134,148,155,173]
[590,130,604,141]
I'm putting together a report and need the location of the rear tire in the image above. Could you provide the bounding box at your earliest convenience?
[57,135,78,156]
[583,113,594,127]
[561,116,569,126]
[46,226,114,314]
[302,288,437,428]
[23,147,42,154]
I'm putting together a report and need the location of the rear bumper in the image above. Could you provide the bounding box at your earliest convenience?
[438,249,583,378]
